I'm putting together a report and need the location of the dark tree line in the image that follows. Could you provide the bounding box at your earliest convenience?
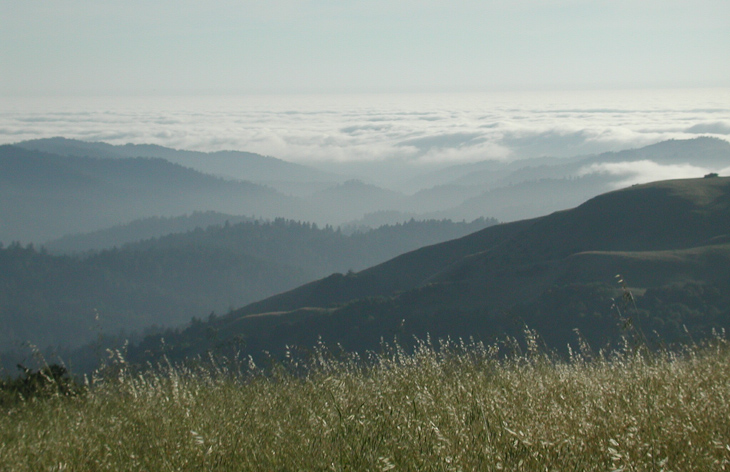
[0,217,496,351]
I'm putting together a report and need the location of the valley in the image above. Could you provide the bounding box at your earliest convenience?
[2,137,728,371]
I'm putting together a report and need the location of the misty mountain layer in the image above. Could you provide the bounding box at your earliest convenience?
[5,137,729,245]
[0,145,302,243]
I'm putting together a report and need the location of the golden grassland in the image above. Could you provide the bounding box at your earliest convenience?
[2,333,730,471]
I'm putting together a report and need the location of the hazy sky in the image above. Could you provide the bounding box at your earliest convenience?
[2,0,729,96]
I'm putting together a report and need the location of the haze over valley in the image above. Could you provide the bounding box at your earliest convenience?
[3,135,730,245]
[2,94,730,371]
[2,0,730,371]
[2,134,730,371]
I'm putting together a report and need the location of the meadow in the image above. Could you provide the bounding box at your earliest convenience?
[2,333,729,471]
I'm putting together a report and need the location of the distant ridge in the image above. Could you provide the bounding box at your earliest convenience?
[0,144,300,242]
[43,212,255,253]
[8,137,730,242]
[15,137,339,185]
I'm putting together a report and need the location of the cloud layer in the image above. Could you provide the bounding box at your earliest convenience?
[1,89,729,166]
[579,160,713,189]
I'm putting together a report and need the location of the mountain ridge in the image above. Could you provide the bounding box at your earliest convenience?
[0,144,304,242]
[15,137,338,185]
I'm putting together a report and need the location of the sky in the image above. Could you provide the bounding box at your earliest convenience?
[1,0,729,96]
[1,1,729,179]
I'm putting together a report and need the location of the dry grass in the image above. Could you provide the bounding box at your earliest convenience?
[2,334,730,471]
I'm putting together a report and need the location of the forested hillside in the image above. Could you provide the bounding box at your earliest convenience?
[44,212,255,254]
[0,217,495,350]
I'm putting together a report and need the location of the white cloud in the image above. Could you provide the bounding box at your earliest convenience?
[579,160,711,188]
[0,89,729,166]
[685,121,730,135]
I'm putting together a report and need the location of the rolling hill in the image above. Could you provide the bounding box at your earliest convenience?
[130,177,730,363]
[15,137,339,188]
[0,145,302,243]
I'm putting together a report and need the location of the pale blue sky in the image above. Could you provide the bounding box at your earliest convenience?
[2,0,728,96]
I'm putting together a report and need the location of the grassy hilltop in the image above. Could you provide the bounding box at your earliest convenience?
[2,336,730,471]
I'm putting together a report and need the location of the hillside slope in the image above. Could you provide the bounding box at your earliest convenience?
[132,177,730,362]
